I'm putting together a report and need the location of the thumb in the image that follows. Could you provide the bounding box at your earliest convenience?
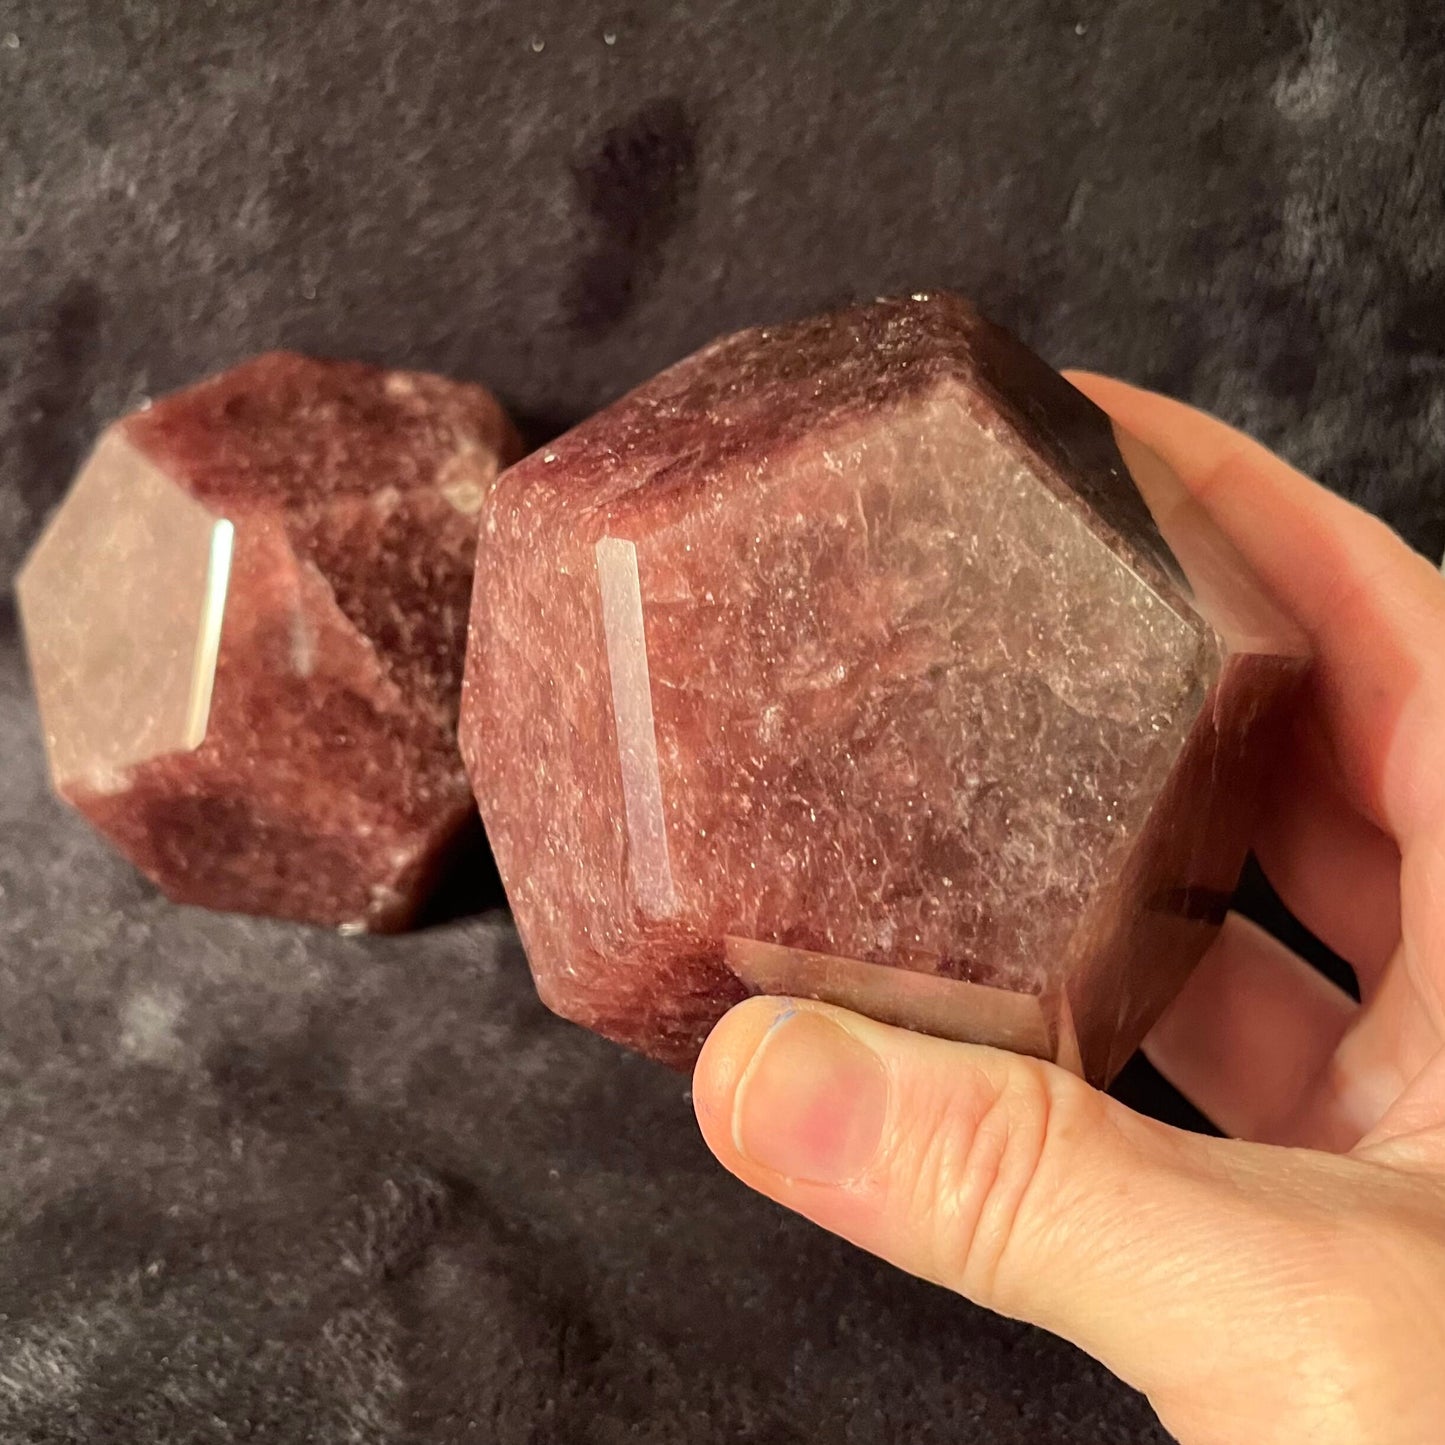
[692,997,1402,1440]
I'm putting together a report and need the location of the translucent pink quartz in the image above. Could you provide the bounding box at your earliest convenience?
[18,353,520,931]
[461,295,1307,1082]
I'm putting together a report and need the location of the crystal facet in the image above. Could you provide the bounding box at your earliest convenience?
[19,353,521,931]
[461,295,1307,1080]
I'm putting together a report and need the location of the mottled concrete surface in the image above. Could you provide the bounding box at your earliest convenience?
[0,1,1441,1439]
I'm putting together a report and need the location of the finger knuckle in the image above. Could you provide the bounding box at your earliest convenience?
[892,1059,1090,1306]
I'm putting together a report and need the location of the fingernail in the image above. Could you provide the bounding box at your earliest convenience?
[732,1008,889,1185]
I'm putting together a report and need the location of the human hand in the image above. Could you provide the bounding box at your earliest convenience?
[691,375,1445,1445]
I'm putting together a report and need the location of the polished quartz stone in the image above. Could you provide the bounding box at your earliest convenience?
[461,295,1307,1081]
[18,353,521,931]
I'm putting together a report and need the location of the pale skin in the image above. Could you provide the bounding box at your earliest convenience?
[692,375,1445,1445]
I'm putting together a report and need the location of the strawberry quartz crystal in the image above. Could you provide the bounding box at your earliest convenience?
[461,295,1306,1082]
[18,353,520,931]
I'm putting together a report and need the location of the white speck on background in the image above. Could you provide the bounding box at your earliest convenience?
[120,989,185,1065]
[603,29,617,45]
[3,32,20,49]
[530,36,545,53]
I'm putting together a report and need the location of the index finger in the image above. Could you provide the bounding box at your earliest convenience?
[1066,371,1445,849]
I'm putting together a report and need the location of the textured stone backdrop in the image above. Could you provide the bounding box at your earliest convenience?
[0,1,1441,1441]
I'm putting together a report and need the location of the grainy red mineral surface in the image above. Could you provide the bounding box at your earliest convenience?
[19,352,521,931]
[461,295,1307,1081]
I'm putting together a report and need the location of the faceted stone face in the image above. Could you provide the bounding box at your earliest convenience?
[18,352,521,931]
[461,295,1307,1081]
[20,430,233,794]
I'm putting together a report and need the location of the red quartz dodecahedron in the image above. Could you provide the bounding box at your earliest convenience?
[19,353,521,931]
[462,296,1306,1081]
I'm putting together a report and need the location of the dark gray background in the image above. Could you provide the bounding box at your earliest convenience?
[1,1,1441,1441]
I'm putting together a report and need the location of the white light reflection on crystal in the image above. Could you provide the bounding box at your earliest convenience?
[596,536,678,918]
[186,517,233,749]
